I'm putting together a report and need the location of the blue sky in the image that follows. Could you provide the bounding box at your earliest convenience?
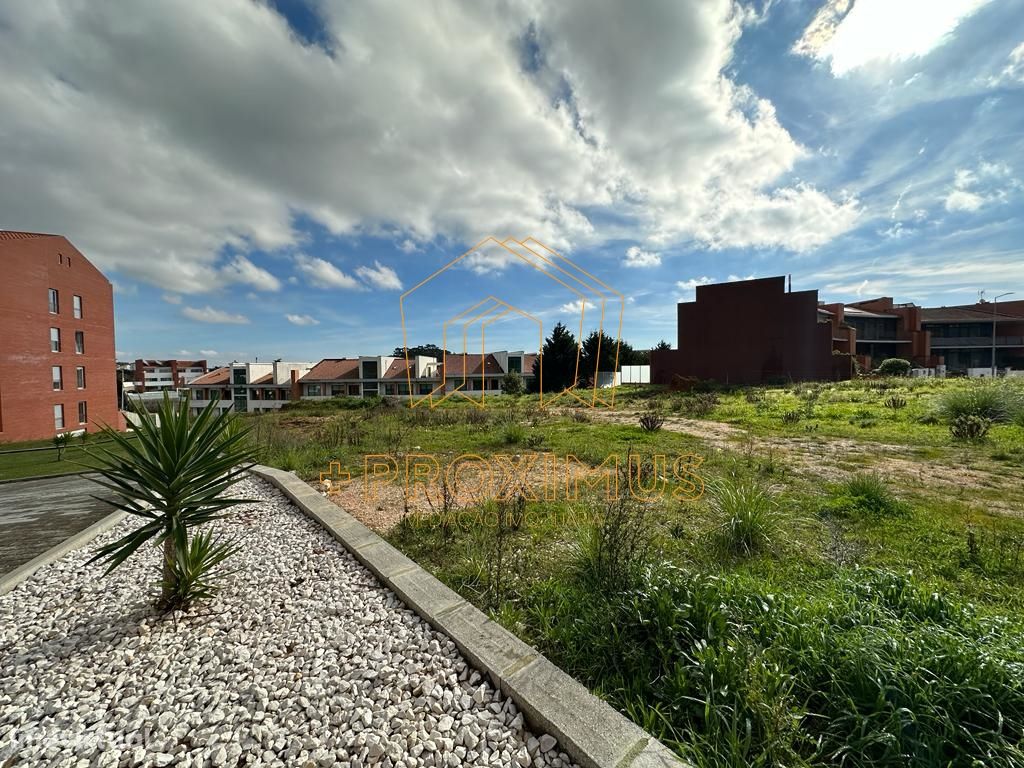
[1,0,1022,364]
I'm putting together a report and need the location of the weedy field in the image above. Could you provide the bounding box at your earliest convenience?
[252,377,1024,767]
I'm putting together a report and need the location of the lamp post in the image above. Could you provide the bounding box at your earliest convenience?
[992,292,1014,377]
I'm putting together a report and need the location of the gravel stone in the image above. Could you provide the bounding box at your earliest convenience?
[0,477,577,767]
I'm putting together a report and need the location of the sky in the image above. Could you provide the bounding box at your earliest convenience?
[1,0,1022,364]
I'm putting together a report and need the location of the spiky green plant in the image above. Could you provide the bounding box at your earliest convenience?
[84,393,255,610]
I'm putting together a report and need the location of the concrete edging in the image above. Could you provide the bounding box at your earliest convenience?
[250,464,688,768]
[0,509,128,596]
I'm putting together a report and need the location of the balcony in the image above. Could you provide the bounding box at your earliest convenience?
[930,336,1024,349]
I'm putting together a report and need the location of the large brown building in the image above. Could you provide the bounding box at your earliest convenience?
[651,276,852,385]
[0,232,120,442]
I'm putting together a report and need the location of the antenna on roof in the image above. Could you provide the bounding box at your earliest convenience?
[788,274,792,293]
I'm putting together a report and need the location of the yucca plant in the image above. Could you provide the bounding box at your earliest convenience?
[84,393,255,610]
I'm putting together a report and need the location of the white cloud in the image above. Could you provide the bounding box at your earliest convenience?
[0,0,856,292]
[161,293,183,305]
[178,350,192,356]
[294,254,361,290]
[726,274,755,282]
[199,349,218,356]
[623,246,661,268]
[355,260,403,290]
[943,161,1020,212]
[677,276,713,291]
[285,313,320,326]
[794,0,994,75]
[181,305,250,324]
[557,299,598,314]
[219,256,281,292]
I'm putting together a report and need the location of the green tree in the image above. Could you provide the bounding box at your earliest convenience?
[532,322,579,393]
[654,339,671,351]
[502,370,525,396]
[393,344,449,360]
[85,393,256,610]
[877,358,912,377]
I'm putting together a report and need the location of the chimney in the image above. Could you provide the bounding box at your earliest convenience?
[290,368,301,401]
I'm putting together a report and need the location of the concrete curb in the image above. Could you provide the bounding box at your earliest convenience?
[250,464,688,768]
[0,509,127,596]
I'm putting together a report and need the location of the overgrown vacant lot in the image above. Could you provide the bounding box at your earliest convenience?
[251,378,1024,767]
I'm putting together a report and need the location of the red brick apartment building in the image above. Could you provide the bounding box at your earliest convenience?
[651,276,1024,385]
[131,358,208,392]
[0,232,119,442]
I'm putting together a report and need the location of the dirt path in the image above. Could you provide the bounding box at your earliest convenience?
[592,409,1024,518]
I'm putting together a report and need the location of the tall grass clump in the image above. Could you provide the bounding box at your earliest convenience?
[934,381,1023,424]
[824,472,909,519]
[710,477,779,555]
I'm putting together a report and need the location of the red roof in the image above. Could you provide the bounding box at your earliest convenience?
[0,230,55,242]
[250,373,273,385]
[383,358,414,379]
[921,306,1021,323]
[442,353,504,376]
[189,367,230,386]
[301,358,360,381]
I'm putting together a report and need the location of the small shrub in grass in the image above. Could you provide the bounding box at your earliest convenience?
[824,473,908,518]
[681,392,718,417]
[711,477,779,555]
[52,432,69,461]
[883,394,907,409]
[877,358,912,377]
[525,432,544,449]
[638,410,664,432]
[950,414,992,442]
[502,422,526,445]
[781,409,802,425]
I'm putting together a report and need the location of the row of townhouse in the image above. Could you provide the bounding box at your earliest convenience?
[186,351,537,414]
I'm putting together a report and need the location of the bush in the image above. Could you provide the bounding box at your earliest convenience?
[825,473,908,518]
[502,422,526,445]
[638,410,665,432]
[711,477,779,555]
[85,393,256,610]
[876,358,912,377]
[572,494,652,590]
[934,382,1022,424]
[883,394,907,409]
[781,410,802,425]
[681,392,718,418]
[950,414,992,442]
[501,370,525,396]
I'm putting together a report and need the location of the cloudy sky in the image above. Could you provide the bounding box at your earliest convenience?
[1,0,1022,363]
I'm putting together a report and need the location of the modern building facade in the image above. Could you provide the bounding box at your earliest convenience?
[651,276,852,386]
[0,232,119,442]
[130,359,208,393]
[189,361,311,415]
[651,275,1023,384]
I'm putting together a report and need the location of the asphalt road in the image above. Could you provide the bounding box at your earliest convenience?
[0,474,114,575]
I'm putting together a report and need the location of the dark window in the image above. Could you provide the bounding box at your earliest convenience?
[508,356,522,373]
[362,360,378,379]
[52,366,63,390]
[232,368,247,385]
[78,401,87,424]
[48,289,59,314]
[50,327,61,352]
[74,331,84,354]
[76,367,86,389]
[306,384,322,396]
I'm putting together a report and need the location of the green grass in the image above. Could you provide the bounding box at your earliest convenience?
[251,383,1024,767]
[0,434,135,481]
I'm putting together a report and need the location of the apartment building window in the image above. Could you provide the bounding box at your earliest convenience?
[73,295,83,319]
[78,401,88,424]
[76,366,86,389]
[54,404,64,430]
[52,366,63,390]
[306,384,322,396]
[75,331,85,354]
[50,327,61,352]
[508,356,522,373]
[48,288,59,314]
[348,385,360,396]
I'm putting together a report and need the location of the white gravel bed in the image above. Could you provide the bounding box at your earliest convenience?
[0,477,578,768]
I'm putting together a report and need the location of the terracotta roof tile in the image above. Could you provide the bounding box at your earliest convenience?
[250,373,273,385]
[0,230,55,241]
[189,367,230,386]
[442,353,504,376]
[301,358,360,381]
[921,307,1021,323]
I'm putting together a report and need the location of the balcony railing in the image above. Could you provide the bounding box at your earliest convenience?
[930,336,1024,348]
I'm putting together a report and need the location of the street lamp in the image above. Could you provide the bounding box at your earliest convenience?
[992,292,1015,377]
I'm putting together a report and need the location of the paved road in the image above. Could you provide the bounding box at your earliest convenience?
[0,474,114,575]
